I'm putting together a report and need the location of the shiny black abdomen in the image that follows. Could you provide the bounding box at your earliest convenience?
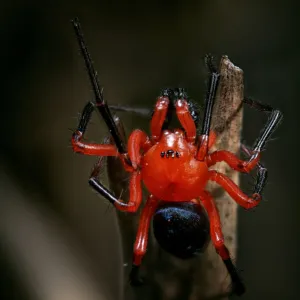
[153,202,210,259]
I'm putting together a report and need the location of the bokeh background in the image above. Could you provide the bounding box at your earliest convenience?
[0,1,298,300]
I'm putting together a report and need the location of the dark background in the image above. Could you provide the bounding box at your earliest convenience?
[0,1,298,300]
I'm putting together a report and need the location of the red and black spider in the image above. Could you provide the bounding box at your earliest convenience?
[71,18,282,296]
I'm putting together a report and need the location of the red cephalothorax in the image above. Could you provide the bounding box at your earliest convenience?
[141,128,210,202]
[71,18,283,296]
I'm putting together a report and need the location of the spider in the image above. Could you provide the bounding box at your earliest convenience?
[71,18,282,296]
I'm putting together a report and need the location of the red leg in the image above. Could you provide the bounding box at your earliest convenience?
[208,130,217,150]
[89,157,142,212]
[199,191,229,259]
[196,130,217,161]
[128,129,152,169]
[199,191,245,295]
[150,96,170,142]
[113,171,143,213]
[71,102,119,156]
[133,194,159,265]
[175,99,196,143]
[208,170,261,209]
[130,195,159,285]
[72,131,118,156]
[206,149,260,173]
[89,130,151,212]
[196,134,209,161]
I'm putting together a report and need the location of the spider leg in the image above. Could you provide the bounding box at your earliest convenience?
[89,125,150,212]
[130,195,159,286]
[175,88,197,143]
[206,148,260,173]
[206,99,282,172]
[197,54,220,160]
[243,97,282,158]
[208,130,217,149]
[89,158,143,212]
[72,18,130,164]
[128,129,152,169]
[199,191,245,296]
[150,89,170,142]
[72,102,118,156]
[241,143,268,197]
[208,170,260,209]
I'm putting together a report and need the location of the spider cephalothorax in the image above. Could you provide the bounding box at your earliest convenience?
[71,18,282,296]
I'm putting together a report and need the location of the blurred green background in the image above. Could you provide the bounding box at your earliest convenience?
[0,1,298,300]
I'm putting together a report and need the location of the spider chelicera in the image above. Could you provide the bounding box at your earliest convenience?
[71,18,282,296]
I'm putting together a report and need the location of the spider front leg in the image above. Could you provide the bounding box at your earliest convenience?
[199,191,245,296]
[197,55,220,160]
[128,129,152,169]
[72,18,131,164]
[72,102,118,156]
[130,195,159,286]
[150,90,170,142]
[174,88,197,143]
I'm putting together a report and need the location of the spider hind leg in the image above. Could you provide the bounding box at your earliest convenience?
[129,265,144,286]
[129,195,159,286]
[224,258,245,296]
[199,191,246,296]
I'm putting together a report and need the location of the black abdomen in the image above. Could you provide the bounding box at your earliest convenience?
[153,202,210,259]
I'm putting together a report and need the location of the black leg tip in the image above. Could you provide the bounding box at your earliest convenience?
[204,53,218,73]
[129,265,144,287]
[232,280,246,296]
[223,258,246,296]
